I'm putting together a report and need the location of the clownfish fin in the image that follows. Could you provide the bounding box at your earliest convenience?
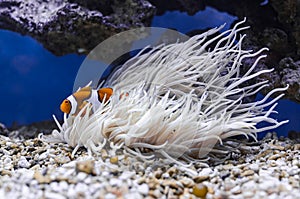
[98,87,113,103]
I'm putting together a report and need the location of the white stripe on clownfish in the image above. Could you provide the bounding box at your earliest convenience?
[66,95,77,115]
[60,86,113,116]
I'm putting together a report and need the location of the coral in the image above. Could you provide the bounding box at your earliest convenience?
[42,19,288,162]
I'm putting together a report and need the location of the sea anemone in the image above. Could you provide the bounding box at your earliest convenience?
[42,19,288,162]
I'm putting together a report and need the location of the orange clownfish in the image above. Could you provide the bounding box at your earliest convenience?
[60,86,113,116]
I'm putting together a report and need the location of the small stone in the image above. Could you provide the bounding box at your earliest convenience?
[124,192,143,199]
[207,186,214,194]
[10,143,18,149]
[231,168,241,177]
[76,160,95,175]
[198,168,213,176]
[220,170,230,180]
[3,157,12,165]
[38,151,49,161]
[241,170,255,177]
[193,175,209,183]
[180,177,194,188]
[153,169,163,179]
[110,156,118,164]
[270,144,285,151]
[1,170,12,176]
[293,144,300,151]
[166,167,178,177]
[268,154,282,160]
[292,159,299,167]
[224,180,235,191]
[162,172,170,179]
[54,156,71,165]
[269,161,277,167]
[137,183,149,195]
[101,149,108,160]
[192,183,208,198]
[248,163,259,172]
[105,193,116,199]
[77,172,87,181]
[137,177,146,185]
[44,191,66,199]
[109,178,122,187]
[34,170,51,184]
[119,171,135,180]
[231,185,241,194]
[59,181,69,190]
[18,156,30,168]
[243,191,254,198]
[149,189,162,198]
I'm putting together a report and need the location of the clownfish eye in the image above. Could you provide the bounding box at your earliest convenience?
[60,99,72,114]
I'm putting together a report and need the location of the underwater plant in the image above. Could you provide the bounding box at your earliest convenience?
[42,19,288,162]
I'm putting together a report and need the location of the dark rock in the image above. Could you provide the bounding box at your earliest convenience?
[0,0,156,56]
[0,123,9,137]
[288,130,300,143]
[148,0,205,15]
[150,0,300,103]
[9,120,59,139]
[269,0,297,25]
[68,0,113,15]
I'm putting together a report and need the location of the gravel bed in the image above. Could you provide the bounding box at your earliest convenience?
[0,132,299,199]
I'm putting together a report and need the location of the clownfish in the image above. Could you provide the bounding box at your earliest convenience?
[60,86,113,116]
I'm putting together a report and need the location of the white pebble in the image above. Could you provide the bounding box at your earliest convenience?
[287,166,299,176]
[105,193,116,199]
[199,168,213,176]
[3,157,12,164]
[120,171,135,180]
[59,181,69,190]
[18,156,30,168]
[243,191,254,198]
[124,192,143,199]
[248,163,259,172]
[137,183,149,195]
[50,182,61,192]
[109,178,122,187]
[242,180,257,191]
[292,159,299,167]
[38,151,49,161]
[44,191,66,199]
[77,172,87,181]
[258,180,276,191]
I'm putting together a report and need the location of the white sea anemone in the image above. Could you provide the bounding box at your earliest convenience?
[42,19,288,162]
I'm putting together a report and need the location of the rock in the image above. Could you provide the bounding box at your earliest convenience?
[75,160,95,175]
[18,156,31,168]
[198,168,213,176]
[179,177,195,188]
[193,175,209,183]
[288,131,300,142]
[34,170,52,184]
[0,123,9,137]
[192,183,208,198]
[150,0,300,103]
[0,0,156,56]
[241,170,255,177]
[248,163,259,172]
[137,183,149,195]
[109,156,118,164]
[149,0,205,15]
